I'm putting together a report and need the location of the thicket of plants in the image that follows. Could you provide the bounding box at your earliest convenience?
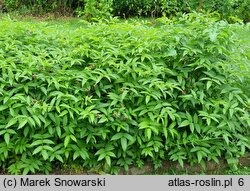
[227,23,250,98]
[2,0,250,22]
[0,14,249,174]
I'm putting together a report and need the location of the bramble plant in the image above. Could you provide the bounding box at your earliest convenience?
[0,13,249,174]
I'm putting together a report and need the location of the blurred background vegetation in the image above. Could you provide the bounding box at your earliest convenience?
[1,0,249,22]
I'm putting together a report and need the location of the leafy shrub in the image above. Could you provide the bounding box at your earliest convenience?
[81,0,113,20]
[112,0,191,18]
[0,14,249,174]
[198,0,250,23]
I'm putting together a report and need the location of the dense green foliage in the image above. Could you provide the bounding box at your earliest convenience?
[2,0,84,14]
[227,23,250,97]
[2,0,250,22]
[80,0,113,20]
[0,14,249,174]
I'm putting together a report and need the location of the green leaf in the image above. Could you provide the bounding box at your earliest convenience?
[206,81,212,90]
[56,105,61,114]
[123,133,134,142]
[223,134,230,145]
[105,156,111,166]
[206,118,211,126]
[197,151,203,163]
[43,145,54,152]
[0,130,6,136]
[18,118,28,129]
[70,135,77,142]
[62,115,68,126]
[178,158,184,168]
[27,117,36,127]
[146,95,150,104]
[64,136,71,147]
[190,147,201,152]
[56,155,64,163]
[33,146,43,155]
[6,118,18,128]
[169,121,176,129]
[121,90,128,101]
[79,150,89,160]
[121,137,127,151]
[48,97,56,111]
[30,140,43,147]
[23,126,30,137]
[200,159,206,170]
[190,123,195,133]
[43,139,54,145]
[0,105,8,112]
[73,152,79,160]
[6,129,16,134]
[145,128,152,140]
[33,115,41,127]
[41,150,49,160]
[59,110,68,117]
[229,109,234,118]
[4,133,10,145]
[179,120,189,127]
[111,133,123,141]
[56,126,61,137]
[89,113,95,123]
[186,112,192,122]
[211,156,219,164]
[40,87,47,95]
[97,153,106,161]
[98,115,108,123]
[107,151,116,158]
[163,127,168,139]
[23,168,29,175]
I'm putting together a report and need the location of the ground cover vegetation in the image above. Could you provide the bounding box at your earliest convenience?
[0,12,249,174]
[1,0,249,22]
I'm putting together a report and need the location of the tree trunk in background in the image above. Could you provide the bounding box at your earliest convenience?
[198,0,203,12]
